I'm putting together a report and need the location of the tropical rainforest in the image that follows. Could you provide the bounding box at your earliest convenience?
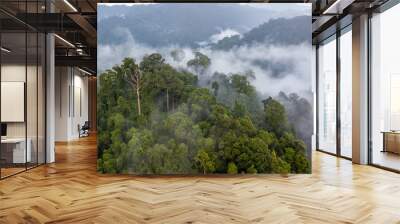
[97,4,312,174]
[97,52,311,174]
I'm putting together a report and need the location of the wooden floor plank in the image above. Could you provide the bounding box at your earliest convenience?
[0,135,399,223]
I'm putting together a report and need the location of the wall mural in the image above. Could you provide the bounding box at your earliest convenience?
[97,3,313,174]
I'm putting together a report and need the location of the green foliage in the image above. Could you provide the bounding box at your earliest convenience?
[277,92,313,150]
[97,159,104,172]
[187,52,211,75]
[188,88,216,122]
[208,72,263,127]
[232,101,246,118]
[230,74,255,96]
[140,53,165,73]
[97,52,311,175]
[227,162,238,174]
[263,97,290,137]
[277,132,310,173]
[195,149,216,174]
[246,165,257,174]
[211,81,219,96]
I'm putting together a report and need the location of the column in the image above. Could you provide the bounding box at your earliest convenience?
[352,14,369,164]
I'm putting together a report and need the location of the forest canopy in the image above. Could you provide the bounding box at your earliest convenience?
[97,53,311,174]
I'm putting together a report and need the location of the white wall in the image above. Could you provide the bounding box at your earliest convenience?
[72,72,89,138]
[1,65,37,138]
[55,66,69,141]
[55,67,89,141]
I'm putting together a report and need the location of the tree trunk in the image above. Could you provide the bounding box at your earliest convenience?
[166,88,169,112]
[136,88,141,116]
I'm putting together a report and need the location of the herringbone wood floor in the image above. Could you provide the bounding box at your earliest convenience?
[1,135,400,224]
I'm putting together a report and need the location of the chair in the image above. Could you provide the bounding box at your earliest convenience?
[79,121,90,138]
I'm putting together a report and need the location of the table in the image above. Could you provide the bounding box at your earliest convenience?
[382,131,400,154]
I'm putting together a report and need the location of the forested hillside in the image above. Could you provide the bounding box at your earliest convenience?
[97,53,311,174]
[98,4,308,48]
[212,16,309,50]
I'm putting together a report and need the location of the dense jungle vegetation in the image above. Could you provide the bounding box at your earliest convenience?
[97,52,311,174]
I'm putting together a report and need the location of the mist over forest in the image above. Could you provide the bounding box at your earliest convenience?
[97,3,313,174]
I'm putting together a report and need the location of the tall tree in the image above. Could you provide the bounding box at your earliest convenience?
[122,58,143,116]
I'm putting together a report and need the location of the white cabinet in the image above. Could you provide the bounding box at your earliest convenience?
[1,138,32,163]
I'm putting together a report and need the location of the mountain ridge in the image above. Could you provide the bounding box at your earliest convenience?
[98,4,310,48]
[211,15,310,50]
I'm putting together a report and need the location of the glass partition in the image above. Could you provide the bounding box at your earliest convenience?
[1,31,28,177]
[0,1,46,179]
[27,31,38,169]
[317,35,337,154]
[38,32,45,165]
[339,27,352,158]
[370,3,400,171]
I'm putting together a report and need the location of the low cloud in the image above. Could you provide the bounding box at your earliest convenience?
[209,29,241,44]
[98,28,312,98]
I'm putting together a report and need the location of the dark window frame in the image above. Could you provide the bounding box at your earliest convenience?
[0,0,47,180]
[315,23,353,161]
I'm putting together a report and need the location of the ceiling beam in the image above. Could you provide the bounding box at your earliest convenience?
[323,0,356,14]
[67,13,97,46]
[13,13,82,32]
[55,55,96,73]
